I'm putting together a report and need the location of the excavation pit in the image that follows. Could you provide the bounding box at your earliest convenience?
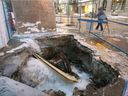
[35,35,119,94]
[0,35,121,96]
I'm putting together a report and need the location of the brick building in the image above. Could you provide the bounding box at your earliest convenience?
[11,0,56,32]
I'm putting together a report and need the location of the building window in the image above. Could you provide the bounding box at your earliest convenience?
[112,0,126,11]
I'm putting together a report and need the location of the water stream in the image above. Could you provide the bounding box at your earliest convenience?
[22,57,90,96]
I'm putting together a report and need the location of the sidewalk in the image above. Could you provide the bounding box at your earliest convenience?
[56,14,128,54]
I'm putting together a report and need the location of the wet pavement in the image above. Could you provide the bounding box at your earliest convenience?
[56,15,128,55]
[86,36,128,53]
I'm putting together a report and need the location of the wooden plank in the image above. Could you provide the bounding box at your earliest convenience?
[33,53,79,82]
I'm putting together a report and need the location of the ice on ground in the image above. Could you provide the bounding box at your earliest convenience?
[72,66,90,90]
[21,57,90,96]
[20,21,41,33]
[20,38,41,52]
[108,15,128,19]
[23,22,35,27]
[2,56,22,77]
[6,38,41,53]
[1,52,29,77]
[0,76,47,96]
[27,26,40,32]
[0,52,5,56]
[6,43,28,53]
[112,38,121,42]
[24,31,31,34]
[36,21,41,25]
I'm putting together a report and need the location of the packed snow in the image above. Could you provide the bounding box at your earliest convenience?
[6,38,41,53]
[0,76,46,96]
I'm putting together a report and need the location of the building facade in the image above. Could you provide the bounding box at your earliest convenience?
[11,0,56,32]
[0,0,9,48]
[99,0,128,16]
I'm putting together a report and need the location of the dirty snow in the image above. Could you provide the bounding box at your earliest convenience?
[27,26,40,32]
[23,22,35,27]
[0,76,46,96]
[21,57,90,96]
[112,38,121,42]
[108,15,128,19]
[0,52,5,56]
[24,31,31,34]
[2,55,22,77]
[6,38,41,53]
[20,21,41,33]
[20,38,41,52]
[6,43,28,53]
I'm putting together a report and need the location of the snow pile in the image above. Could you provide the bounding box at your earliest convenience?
[21,57,90,96]
[20,38,41,52]
[2,55,22,77]
[6,38,41,53]
[27,27,40,33]
[0,76,47,96]
[0,52,4,56]
[23,22,35,27]
[21,21,41,33]
[22,21,41,27]
[108,15,128,19]
[6,43,28,53]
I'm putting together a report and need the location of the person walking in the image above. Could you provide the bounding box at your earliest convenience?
[95,7,107,31]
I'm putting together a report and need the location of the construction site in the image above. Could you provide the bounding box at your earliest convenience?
[0,0,128,96]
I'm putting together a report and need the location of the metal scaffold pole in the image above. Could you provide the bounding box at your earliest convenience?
[78,1,82,33]
[89,0,95,34]
[66,0,70,26]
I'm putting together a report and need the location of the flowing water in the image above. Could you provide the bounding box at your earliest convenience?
[22,57,90,96]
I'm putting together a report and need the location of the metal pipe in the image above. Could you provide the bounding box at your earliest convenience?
[78,2,82,33]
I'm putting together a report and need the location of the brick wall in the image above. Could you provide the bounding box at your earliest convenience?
[11,0,56,32]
